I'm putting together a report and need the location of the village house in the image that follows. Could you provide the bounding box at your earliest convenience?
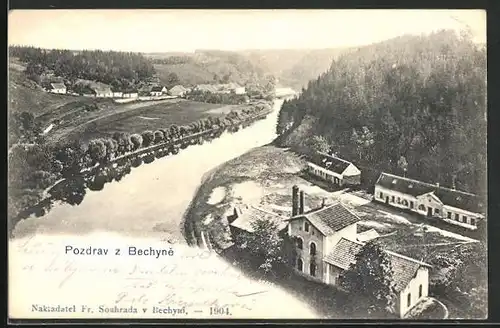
[45,82,67,94]
[122,90,139,98]
[374,172,486,229]
[168,85,188,97]
[112,90,123,98]
[324,237,431,318]
[227,82,246,95]
[195,84,220,93]
[90,85,113,98]
[150,85,168,96]
[306,152,361,187]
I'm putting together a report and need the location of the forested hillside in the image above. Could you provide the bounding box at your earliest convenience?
[9,46,156,91]
[276,30,487,196]
[148,50,272,88]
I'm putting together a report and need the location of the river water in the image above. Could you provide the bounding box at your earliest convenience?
[9,94,318,320]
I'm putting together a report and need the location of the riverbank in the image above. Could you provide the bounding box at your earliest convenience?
[9,102,274,235]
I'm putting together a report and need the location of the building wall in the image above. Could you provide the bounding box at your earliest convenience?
[326,263,344,286]
[51,88,66,94]
[289,218,325,281]
[343,174,361,185]
[416,193,444,217]
[397,267,429,318]
[375,185,483,227]
[307,162,344,186]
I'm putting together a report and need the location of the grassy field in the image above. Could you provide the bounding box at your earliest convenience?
[46,98,248,144]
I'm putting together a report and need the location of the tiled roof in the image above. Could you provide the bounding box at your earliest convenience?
[324,238,431,292]
[308,152,355,175]
[230,205,288,233]
[288,202,362,236]
[375,172,485,214]
[151,86,165,92]
[324,237,364,270]
[50,83,66,90]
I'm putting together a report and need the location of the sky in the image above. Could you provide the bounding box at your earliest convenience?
[8,9,486,53]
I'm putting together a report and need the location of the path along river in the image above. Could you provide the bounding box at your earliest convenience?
[9,93,320,319]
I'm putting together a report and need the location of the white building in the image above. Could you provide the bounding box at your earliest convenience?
[47,82,67,94]
[150,86,167,96]
[374,172,486,229]
[168,85,188,97]
[307,152,361,186]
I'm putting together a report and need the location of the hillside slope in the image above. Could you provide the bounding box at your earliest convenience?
[276,30,487,195]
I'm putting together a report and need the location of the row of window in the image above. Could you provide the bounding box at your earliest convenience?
[379,192,415,209]
[297,258,317,277]
[407,285,424,308]
[296,237,317,255]
[310,167,341,184]
[379,191,477,226]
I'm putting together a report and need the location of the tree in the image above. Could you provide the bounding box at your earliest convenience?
[141,131,154,147]
[234,218,287,274]
[154,130,164,144]
[308,135,330,154]
[87,139,107,164]
[397,155,408,177]
[338,242,396,317]
[166,72,180,88]
[129,134,143,151]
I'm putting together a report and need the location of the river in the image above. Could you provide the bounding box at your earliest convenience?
[9,93,318,320]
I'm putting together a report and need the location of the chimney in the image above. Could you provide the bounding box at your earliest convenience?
[292,185,299,216]
[452,175,456,190]
[321,198,326,208]
[436,182,440,188]
[299,190,305,214]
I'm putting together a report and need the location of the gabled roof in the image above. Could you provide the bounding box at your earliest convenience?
[375,172,485,214]
[169,85,187,92]
[230,205,288,233]
[151,86,165,92]
[308,152,357,175]
[287,202,361,236]
[90,85,112,93]
[122,89,138,94]
[324,238,431,292]
[50,82,66,90]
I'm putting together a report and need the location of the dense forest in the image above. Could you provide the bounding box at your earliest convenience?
[276,30,486,196]
[9,46,156,90]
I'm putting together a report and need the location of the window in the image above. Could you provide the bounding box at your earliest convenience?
[463,215,468,223]
[402,199,408,207]
[447,212,452,219]
[407,293,412,308]
[312,230,315,236]
[310,263,317,277]
[418,204,425,211]
[455,213,459,221]
[410,201,414,209]
[297,238,303,250]
[419,284,423,298]
[397,197,401,204]
[435,208,440,214]
[471,218,476,226]
[391,196,395,203]
[304,222,310,232]
[310,242,317,256]
[379,192,383,199]
[297,258,303,272]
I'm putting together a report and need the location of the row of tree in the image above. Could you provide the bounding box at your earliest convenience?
[276,30,486,195]
[8,104,272,225]
[10,46,156,91]
[186,90,249,105]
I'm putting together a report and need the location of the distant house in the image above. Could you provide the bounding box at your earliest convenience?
[47,82,67,94]
[228,205,288,240]
[150,86,168,96]
[306,152,361,187]
[122,90,139,98]
[324,238,431,318]
[112,90,123,98]
[168,85,188,97]
[90,85,113,98]
[228,82,246,95]
[374,172,486,229]
[195,84,219,93]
